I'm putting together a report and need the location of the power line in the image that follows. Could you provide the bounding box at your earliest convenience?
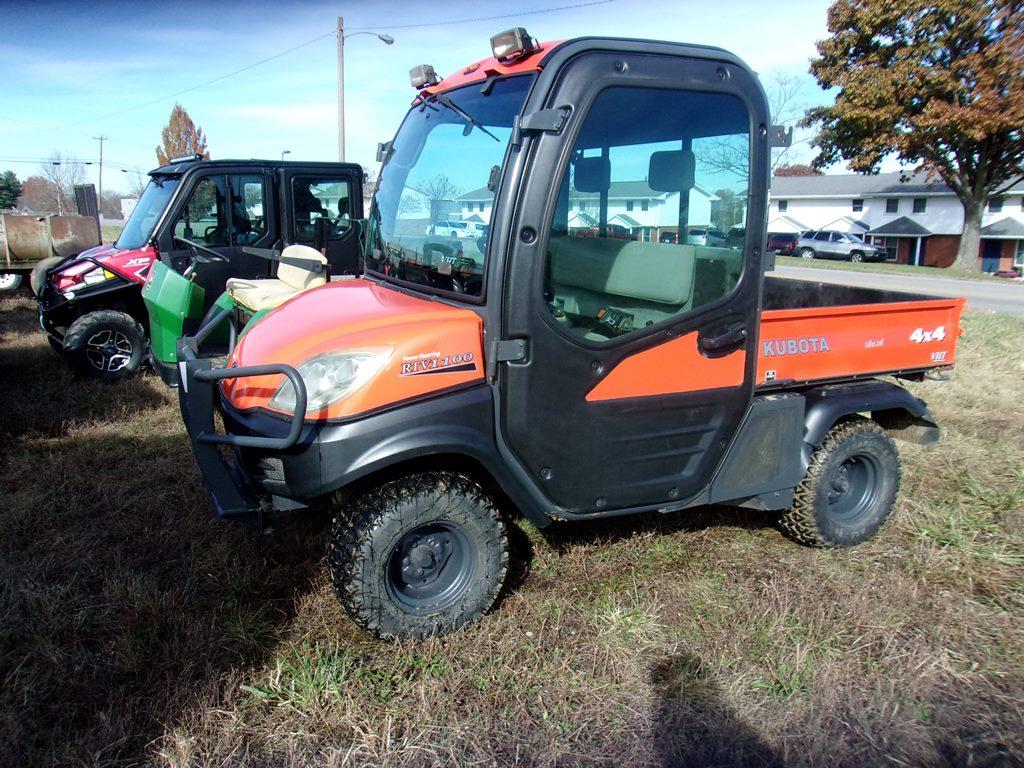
[1,0,618,139]
[347,0,618,31]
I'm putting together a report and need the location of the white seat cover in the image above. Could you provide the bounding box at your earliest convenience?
[226,244,328,311]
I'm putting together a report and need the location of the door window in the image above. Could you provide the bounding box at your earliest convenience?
[174,176,229,246]
[232,175,267,245]
[542,86,749,343]
[292,177,352,242]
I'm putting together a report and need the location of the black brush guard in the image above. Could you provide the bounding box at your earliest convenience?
[177,308,307,520]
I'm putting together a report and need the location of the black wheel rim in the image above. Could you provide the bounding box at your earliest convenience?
[826,453,880,521]
[85,329,134,372]
[386,521,476,613]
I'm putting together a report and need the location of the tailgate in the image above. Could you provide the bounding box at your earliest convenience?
[757,297,965,387]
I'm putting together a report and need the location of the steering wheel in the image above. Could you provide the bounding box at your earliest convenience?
[174,236,229,264]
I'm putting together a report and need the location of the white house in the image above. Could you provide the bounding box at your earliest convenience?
[457,181,720,242]
[770,172,1024,272]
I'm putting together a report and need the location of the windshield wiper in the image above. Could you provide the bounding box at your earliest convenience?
[434,93,500,143]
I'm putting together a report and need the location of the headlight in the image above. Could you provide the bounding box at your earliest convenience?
[268,349,391,414]
[66,266,116,292]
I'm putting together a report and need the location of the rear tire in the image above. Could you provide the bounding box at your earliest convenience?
[778,418,900,548]
[799,248,815,259]
[63,310,146,382]
[0,272,23,294]
[328,472,509,640]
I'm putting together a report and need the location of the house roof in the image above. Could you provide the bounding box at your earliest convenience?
[611,213,642,228]
[772,171,1024,199]
[868,216,932,236]
[980,217,1024,238]
[767,214,808,233]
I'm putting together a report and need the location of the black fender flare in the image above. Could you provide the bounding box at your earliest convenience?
[802,380,939,451]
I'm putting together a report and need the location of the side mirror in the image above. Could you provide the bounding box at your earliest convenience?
[313,217,329,255]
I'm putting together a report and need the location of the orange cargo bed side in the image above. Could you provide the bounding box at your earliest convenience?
[756,296,966,387]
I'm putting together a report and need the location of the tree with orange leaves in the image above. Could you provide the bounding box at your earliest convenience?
[156,103,210,167]
[805,1,1024,270]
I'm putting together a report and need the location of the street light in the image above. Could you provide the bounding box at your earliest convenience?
[281,150,291,160]
[337,17,394,162]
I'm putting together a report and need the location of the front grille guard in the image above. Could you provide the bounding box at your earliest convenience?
[178,309,308,451]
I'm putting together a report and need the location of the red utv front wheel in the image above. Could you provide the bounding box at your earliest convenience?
[63,310,147,382]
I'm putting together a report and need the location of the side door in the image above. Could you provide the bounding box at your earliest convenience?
[281,166,364,275]
[158,170,275,309]
[499,50,767,515]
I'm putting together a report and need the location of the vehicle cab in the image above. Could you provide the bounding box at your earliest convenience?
[37,157,363,379]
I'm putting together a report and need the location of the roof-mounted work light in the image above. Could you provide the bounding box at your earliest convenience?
[490,27,540,63]
[409,64,440,89]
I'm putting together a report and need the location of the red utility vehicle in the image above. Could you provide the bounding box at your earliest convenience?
[177,31,965,640]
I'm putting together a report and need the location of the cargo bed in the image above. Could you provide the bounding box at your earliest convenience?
[757,277,966,388]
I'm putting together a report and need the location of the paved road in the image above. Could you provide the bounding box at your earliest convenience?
[774,264,1024,316]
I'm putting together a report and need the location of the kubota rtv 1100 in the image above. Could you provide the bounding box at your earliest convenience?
[176,31,965,640]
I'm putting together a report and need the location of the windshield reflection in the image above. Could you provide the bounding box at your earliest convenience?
[115,178,179,250]
[367,75,533,297]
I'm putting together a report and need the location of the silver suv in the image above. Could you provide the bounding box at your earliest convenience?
[795,230,888,263]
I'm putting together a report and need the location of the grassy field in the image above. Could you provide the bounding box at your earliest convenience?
[101,224,124,244]
[1,294,1022,767]
[776,254,1024,283]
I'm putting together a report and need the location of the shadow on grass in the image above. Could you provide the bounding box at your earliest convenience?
[540,503,779,555]
[651,652,784,767]
[0,323,166,440]
[0,429,328,767]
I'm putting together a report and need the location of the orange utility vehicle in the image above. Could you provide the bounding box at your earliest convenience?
[177,31,965,640]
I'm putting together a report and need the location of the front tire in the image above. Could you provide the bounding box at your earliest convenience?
[799,248,816,259]
[850,251,865,263]
[778,418,900,548]
[63,310,146,381]
[328,472,509,640]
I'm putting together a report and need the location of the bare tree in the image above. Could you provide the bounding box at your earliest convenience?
[123,170,149,199]
[39,152,86,215]
[698,69,817,179]
[417,173,463,222]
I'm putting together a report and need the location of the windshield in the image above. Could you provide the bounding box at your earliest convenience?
[366,75,533,297]
[115,178,179,250]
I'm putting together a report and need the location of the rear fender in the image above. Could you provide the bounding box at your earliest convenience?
[803,380,939,451]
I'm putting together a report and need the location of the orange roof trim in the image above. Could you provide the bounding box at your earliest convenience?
[419,39,565,97]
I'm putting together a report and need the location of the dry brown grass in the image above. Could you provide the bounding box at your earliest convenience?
[1,293,1022,767]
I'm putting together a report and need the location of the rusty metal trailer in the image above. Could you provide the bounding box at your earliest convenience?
[0,214,100,293]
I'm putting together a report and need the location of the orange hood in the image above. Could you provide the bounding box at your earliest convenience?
[221,279,484,420]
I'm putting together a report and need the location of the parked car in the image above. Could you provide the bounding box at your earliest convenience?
[767,231,800,255]
[794,230,888,262]
[686,226,726,247]
[430,220,475,239]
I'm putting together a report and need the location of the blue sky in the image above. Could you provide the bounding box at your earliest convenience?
[0,0,836,196]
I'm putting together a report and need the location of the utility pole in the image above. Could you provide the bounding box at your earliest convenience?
[93,135,107,219]
[337,16,345,162]
[336,19,393,162]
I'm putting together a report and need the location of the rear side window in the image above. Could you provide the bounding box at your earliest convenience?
[292,177,352,242]
[541,86,749,343]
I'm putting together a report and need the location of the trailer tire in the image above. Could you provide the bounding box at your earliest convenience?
[328,472,509,640]
[0,272,23,294]
[63,310,146,382]
[779,418,900,548]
